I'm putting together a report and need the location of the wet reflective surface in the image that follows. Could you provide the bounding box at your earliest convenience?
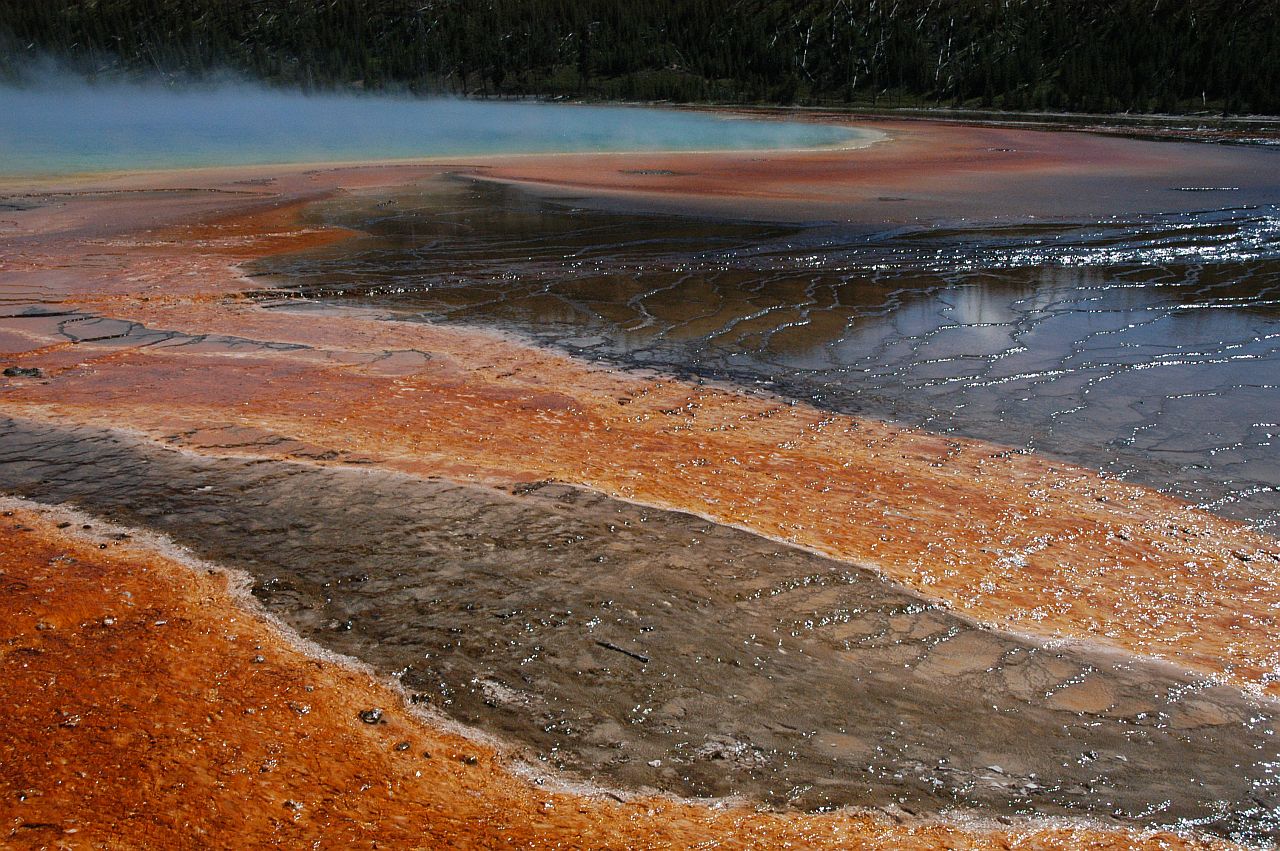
[255,179,1280,534]
[1,416,1276,841]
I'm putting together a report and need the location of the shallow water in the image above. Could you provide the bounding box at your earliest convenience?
[0,416,1276,841]
[0,83,863,177]
[256,178,1280,535]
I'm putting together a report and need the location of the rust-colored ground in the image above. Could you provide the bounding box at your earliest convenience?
[1,119,1278,848]
[477,120,1096,203]
[3,184,1277,694]
[469,118,1280,221]
[0,503,1231,850]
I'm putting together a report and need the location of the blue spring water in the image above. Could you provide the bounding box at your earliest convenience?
[0,80,868,176]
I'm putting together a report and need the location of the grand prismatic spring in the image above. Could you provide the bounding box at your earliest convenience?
[2,85,1279,849]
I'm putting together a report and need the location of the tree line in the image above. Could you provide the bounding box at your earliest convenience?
[2,0,1277,115]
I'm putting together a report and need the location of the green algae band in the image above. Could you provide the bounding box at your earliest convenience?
[0,82,868,177]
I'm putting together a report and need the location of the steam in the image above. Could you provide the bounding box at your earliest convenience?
[0,74,865,176]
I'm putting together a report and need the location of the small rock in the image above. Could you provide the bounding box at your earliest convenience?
[394,741,411,752]
[3,366,42,378]
[692,735,768,768]
[460,755,478,765]
[35,622,55,631]
[358,708,384,724]
[251,655,266,664]
[647,759,662,768]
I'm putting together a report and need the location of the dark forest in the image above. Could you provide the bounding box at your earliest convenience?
[2,0,1277,114]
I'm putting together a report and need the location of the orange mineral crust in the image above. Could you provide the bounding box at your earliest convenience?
[2,136,1280,699]
[467,118,1280,221]
[4,304,1279,698]
[3,116,1280,846]
[0,504,1237,850]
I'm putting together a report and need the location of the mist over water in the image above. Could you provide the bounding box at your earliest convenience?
[0,78,865,176]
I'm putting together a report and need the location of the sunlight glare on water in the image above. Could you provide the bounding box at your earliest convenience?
[256,182,1280,536]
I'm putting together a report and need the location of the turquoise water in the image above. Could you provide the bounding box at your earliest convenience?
[0,82,865,177]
